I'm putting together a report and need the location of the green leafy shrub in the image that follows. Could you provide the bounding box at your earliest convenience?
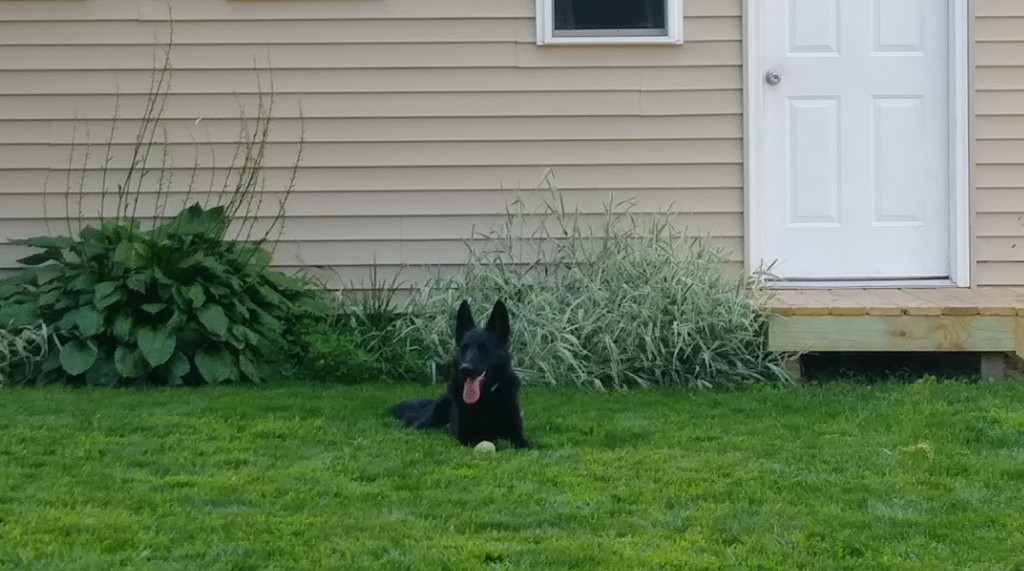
[0,205,319,386]
[0,29,325,386]
[398,183,791,390]
[300,326,396,385]
[296,270,430,384]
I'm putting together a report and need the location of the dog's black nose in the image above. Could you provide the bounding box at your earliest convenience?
[458,365,474,376]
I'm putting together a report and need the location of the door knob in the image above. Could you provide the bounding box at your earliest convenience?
[765,69,782,85]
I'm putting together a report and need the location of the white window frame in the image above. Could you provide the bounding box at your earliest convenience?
[535,0,683,46]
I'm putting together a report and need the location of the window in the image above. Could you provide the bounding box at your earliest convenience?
[536,0,683,45]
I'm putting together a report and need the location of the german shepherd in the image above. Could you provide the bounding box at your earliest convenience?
[388,299,532,449]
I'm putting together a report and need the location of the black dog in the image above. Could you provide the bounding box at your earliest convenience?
[388,299,532,449]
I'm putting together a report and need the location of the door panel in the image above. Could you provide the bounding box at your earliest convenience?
[759,0,951,280]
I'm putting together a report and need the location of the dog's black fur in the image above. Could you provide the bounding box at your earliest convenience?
[388,299,532,449]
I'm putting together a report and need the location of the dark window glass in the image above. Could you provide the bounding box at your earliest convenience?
[554,0,667,32]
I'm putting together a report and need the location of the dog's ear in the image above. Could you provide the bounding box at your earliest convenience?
[485,299,510,344]
[455,300,475,342]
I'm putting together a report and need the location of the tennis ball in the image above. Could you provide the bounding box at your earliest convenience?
[474,440,496,453]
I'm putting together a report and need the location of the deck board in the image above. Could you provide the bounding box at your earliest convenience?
[968,288,1019,316]
[871,289,943,316]
[765,287,1024,317]
[857,289,906,316]
[764,286,1024,360]
[902,288,982,315]
[768,315,1016,353]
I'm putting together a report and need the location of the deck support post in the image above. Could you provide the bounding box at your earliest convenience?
[782,355,804,383]
[980,353,1007,381]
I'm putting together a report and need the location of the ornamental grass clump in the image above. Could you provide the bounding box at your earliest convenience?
[0,323,54,385]
[399,180,789,389]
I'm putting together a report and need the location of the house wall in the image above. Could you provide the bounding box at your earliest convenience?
[0,0,744,289]
[973,0,1024,285]
[2,0,1023,288]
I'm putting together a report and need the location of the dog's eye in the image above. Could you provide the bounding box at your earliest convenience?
[477,343,490,356]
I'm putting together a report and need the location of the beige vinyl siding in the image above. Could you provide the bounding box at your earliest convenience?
[0,0,744,287]
[973,0,1024,285]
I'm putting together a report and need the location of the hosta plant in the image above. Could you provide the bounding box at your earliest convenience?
[0,204,319,386]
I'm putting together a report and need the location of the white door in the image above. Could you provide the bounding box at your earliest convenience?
[757,0,952,281]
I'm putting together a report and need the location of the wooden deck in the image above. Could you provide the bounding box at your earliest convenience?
[763,287,1024,379]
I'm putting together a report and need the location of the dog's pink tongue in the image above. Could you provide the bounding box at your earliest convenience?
[462,375,483,405]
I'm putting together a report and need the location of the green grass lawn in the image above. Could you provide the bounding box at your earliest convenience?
[1,381,1023,570]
